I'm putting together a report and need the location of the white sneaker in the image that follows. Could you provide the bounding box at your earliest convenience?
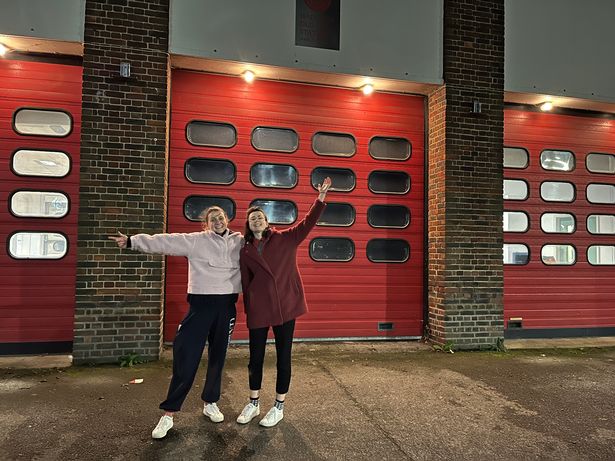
[152,415,173,439]
[236,403,260,424]
[259,406,283,427]
[203,402,224,423]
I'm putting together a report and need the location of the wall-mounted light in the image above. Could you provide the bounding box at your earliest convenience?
[361,84,374,95]
[472,99,482,114]
[540,101,553,111]
[119,62,131,78]
[242,70,255,83]
[0,44,8,57]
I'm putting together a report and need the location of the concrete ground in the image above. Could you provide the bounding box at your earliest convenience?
[1,342,614,461]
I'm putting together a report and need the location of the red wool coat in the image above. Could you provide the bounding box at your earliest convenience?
[240,199,326,329]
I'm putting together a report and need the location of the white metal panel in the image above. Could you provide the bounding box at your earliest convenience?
[0,0,85,42]
[170,0,443,85]
[505,0,615,103]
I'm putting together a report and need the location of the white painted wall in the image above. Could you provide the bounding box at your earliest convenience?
[505,0,615,103]
[170,0,443,85]
[0,0,85,42]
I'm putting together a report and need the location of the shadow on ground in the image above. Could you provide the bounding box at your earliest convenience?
[1,342,614,460]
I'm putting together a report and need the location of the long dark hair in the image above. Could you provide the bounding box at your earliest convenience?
[244,206,269,243]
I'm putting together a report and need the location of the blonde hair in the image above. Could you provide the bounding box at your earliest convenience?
[199,206,228,229]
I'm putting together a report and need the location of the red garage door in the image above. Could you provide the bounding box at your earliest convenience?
[504,109,615,337]
[167,71,425,341]
[0,59,82,354]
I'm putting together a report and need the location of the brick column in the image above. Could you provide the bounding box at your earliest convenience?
[74,0,170,363]
[427,0,505,349]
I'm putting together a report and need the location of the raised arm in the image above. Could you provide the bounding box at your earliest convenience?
[317,176,331,202]
[108,230,195,257]
[285,177,331,244]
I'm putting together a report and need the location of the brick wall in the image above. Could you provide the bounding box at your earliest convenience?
[73,0,170,364]
[427,0,505,349]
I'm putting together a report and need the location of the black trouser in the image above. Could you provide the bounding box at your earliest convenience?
[248,319,296,395]
[160,293,237,412]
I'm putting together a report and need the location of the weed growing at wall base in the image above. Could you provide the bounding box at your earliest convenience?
[432,341,455,354]
[119,353,144,367]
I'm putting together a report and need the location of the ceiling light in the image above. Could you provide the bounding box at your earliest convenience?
[242,70,255,83]
[0,44,8,57]
[361,84,374,95]
[540,101,553,111]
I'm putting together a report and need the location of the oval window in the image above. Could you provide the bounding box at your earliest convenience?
[587,215,615,235]
[503,179,528,200]
[317,202,355,227]
[10,191,69,218]
[369,137,411,161]
[540,150,575,172]
[503,244,529,265]
[541,244,576,265]
[184,196,235,221]
[503,243,530,265]
[252,127,298,153]
[540,182,575,202]
[185,158,235,184]
[250,163,298,188]
[540,213,575,234]
[8,232,68,259]
[587,245,615,265]
[313,132,356,157]
[186,121,236,148]
[586,184,615,204]
[368,170,410,194]
[13,109,72,137]
[12,150,70,177]
[249,199,297,225]
[367,239,409,263]
[311,167,356,192]
[310,237,355,262]
[504,147,529,169]
[586,153,615,174]
[503,211,529,232]
[367,205,410,229]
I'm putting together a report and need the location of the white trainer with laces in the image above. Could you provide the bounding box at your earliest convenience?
[259,406,284,427]
[236,403,260,424]
[152,415,173,439]
[203,402,224,422]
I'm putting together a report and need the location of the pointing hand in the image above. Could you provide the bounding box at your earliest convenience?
[108,231,128,249]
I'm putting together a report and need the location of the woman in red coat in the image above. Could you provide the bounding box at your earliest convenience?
[237,177,331,427]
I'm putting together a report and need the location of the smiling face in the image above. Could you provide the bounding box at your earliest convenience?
[248,210,268,234]
[205,208,229,234]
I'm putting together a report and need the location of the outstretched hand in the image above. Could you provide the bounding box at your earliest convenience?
[108,231,128,249]
[317,176,332,201]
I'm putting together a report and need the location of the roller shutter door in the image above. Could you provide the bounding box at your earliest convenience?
[167,71,425,341]
[504,109,615,337]
[0,59,82,354]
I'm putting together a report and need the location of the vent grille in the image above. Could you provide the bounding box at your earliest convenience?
[508,318,523,329]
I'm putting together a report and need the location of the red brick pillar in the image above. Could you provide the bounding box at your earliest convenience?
[427,0,505,349]
[74,0,170,363]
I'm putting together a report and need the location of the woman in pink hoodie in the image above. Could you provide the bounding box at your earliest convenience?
[109,206,242,439]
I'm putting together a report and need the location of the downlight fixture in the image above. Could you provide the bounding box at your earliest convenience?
[242,70,255,83]
[361,84,374,95]
[540,101,553,111]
